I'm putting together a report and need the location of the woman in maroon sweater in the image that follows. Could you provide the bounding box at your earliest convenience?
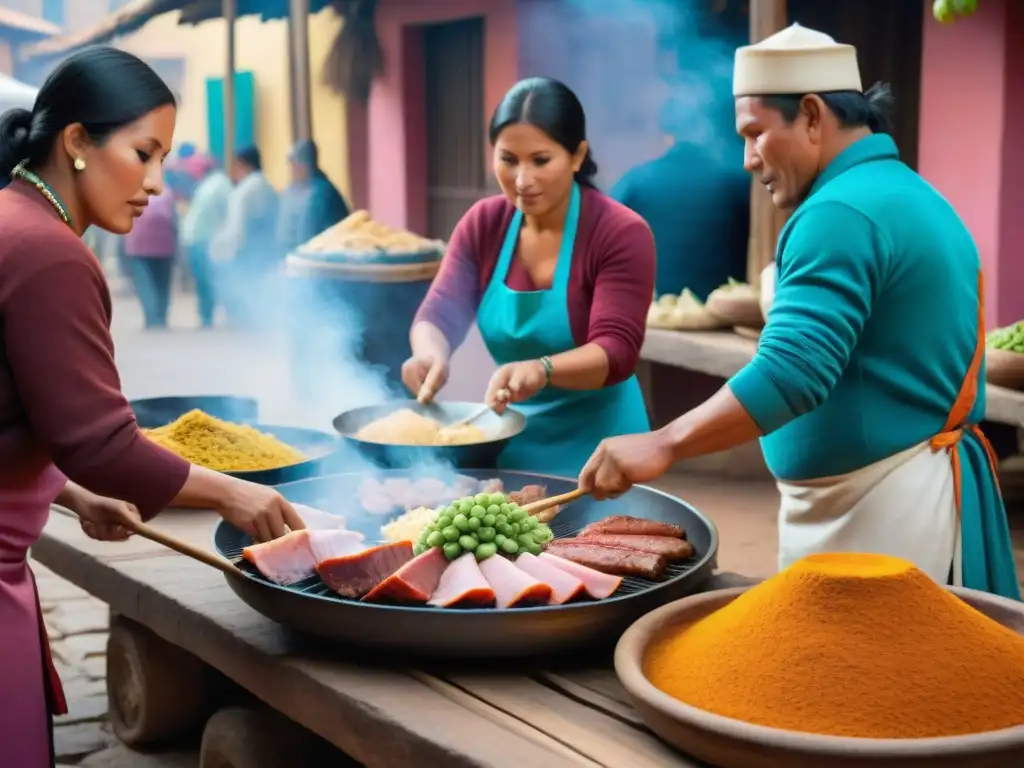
[406,78,655,476]
[0,49,303,768]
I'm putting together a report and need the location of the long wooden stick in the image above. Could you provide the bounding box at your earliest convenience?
[51,505,243,578]
[519,488,586,518]
[128,520,244,578]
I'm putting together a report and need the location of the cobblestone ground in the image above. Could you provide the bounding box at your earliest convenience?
[35,284,1024,764]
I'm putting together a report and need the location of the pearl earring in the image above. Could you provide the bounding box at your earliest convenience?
[73,158,86,172]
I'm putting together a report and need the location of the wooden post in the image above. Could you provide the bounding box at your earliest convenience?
[746,0,789,285]
[289,0,313,143]
[223,0,237,166]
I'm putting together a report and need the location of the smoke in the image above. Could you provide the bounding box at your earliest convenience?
[226,245,485,482]
[226,259,398,429]
[519,0,745,182]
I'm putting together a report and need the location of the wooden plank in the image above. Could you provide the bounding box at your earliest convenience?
[745,0,790,284]
[443,675,699,767]
[288,0,312,143]
[641,329,755,379]
[32,515,581,768]
[539,670,636,711]
[223,0,236,165]
[537,672,642,725]
[641,328,1024,427]
[409,672,600,767]
[986,385,1024,427]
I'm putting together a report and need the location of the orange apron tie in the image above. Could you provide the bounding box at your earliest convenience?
[928,271,1001,522]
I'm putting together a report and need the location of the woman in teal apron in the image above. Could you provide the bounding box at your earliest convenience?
[405,77,655,477]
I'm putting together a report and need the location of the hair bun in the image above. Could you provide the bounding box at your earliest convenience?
[0,107,32,145]
[0,108,33,182]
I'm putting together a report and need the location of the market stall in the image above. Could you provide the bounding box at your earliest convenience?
[639,277,1024,478]
[284,211,445,394]
[33,507,750,767]
[640,328,1024,427]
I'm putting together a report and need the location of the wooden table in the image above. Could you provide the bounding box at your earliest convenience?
[641,328,1024,427]
[34,510,752,768]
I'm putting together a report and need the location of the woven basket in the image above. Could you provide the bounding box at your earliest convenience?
[986,348,1024,391]
[284,253,441,283]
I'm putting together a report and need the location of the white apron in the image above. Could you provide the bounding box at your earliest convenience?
[758,263,963,586]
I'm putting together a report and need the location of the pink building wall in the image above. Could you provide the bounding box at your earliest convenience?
[918,0,1024,328]
[367,0,518,232]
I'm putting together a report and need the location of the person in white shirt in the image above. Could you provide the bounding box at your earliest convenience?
[210,146,278,327]
[181,153,232,327]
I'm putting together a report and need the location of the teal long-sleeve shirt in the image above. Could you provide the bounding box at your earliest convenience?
[728,134,984,481]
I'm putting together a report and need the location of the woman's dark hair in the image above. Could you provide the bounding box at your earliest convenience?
[760,82,894,136]
[0,46,176,186]
[488,77,598,187]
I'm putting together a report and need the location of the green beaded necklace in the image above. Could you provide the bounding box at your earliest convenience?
[10,160,73,229]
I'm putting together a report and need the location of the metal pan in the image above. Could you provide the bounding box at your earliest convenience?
[212,469,719,658]
[332,400,527,469]
[131,395,339,486]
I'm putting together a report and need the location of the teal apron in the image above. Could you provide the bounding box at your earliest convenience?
[476,183,651,477]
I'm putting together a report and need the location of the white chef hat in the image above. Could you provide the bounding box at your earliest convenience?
[733,23,863,97]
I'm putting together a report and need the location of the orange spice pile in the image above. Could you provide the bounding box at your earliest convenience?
[645,553,1024,738]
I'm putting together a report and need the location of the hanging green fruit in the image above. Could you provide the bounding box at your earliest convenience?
[934,0,955,22]
[934,0,979,23]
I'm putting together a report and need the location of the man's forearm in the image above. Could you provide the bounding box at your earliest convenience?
[661,384,763,463]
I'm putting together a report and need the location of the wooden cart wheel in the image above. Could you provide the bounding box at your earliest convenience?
[106,614,210,746]
[200,706,350,768]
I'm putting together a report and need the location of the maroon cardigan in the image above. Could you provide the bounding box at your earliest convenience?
[0,182,190,518]
[414,187,656,385]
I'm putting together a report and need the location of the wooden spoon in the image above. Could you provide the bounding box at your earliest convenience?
[52,505,244,578]
[519,488,587,522]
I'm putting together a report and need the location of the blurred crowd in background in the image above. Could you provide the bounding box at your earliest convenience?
[88,138,350,331]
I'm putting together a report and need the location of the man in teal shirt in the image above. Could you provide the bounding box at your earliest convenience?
[579,24,1019,599]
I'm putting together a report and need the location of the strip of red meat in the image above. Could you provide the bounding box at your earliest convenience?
[571,533,693,561]
[317,542,414,598]
[579,515,686,539]
[362,547,448,604]
[544,540,667,579]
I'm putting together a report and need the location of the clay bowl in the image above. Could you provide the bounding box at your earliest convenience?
[615,586,1024,768]
[986,348,1024,390]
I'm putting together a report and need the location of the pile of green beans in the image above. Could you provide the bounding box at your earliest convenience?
[413,492,554,562]
[988,322,1024,353]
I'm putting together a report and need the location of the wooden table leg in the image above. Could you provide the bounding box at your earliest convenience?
[106,615,212,746]
[200,706,358,768]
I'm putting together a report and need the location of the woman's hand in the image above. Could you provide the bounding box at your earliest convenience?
[402,354,449,404]
[215,478,306,542]
[578,430,676,500]
[485,360,548,414]
[58,483,141,541]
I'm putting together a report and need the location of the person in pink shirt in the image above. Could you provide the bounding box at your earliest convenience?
[122,186,177,328]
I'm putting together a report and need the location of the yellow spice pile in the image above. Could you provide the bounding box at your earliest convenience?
[144,409,306,472]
